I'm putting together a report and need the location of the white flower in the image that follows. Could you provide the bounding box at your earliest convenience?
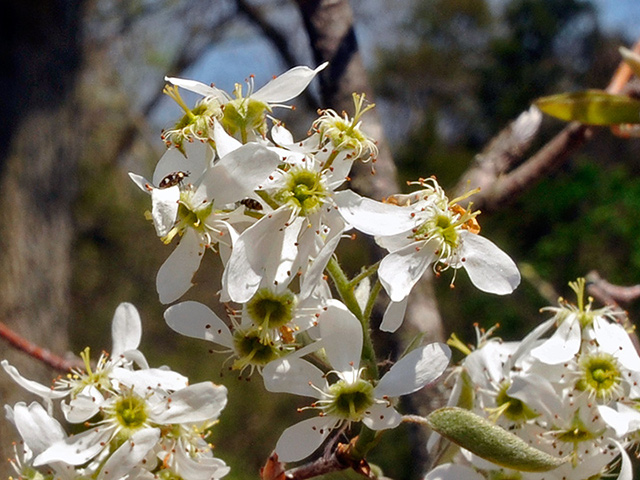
[2,302,146,411]
[262,300,450,462]
[164,284,329,375]
[222,152,348,304]
[334,179,520,332]
[130,124,281,303]
[166,63,327,141]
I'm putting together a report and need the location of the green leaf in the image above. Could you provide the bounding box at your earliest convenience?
[535,90,640,125]
[426,407,567,472]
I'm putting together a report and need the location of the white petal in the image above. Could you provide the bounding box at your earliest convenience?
[62,391,102,423]
[1,360,68,402]
[362,403,401,430]
[458,232,521,295]
[222,207,291,303]
[165,76,229,102]
[151,185,180,237]
[507,374,564,419]
[111,302,142,356]
[530,316,580,364]
[253,63,327,104]
[100,428,160,480]
[11,402,66,456]
[593,319,640,370]
[128,172,153,194]
[380,298,408,333]
[270,123,295,145]
[375,343,450,397]
[153,141,210,186]
[333,190,418,236]
[197,143,280,207]
[263,357,328,398]
[212,118,242,157]
[164,301,233,348]
[424,464,485,480]
[111,367,188,394]
[34,426,113,466]
[275,416,336,463]
[599,404,640,437]
[505,317,556,371]
[300,222,344,299]
[612,440,633,480]
[319,300,363,372]
[378,242,436,302]
[169,440,230,480]
[151,382,227,424]
[157,228,205,304]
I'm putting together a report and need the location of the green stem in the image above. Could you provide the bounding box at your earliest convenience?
[326,257,379,380]
[326,257,362,319]
[351,426,381,461]
[349,261,380,289]
[322,150,340,171]
[362,279,382,324]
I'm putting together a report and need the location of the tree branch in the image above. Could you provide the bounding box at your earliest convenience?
[456,37,640,212]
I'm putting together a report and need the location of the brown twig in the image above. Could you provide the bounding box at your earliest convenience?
[585,271,640,307]
[0,321,79,372]
[460,37,640,212]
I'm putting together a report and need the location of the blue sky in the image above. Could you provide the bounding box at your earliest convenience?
[589,0,640,38]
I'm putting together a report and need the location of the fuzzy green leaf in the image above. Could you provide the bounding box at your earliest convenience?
[427,407,566,472]
[535,90,640,125]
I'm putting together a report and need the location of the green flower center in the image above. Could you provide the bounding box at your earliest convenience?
[576,352,621,400]
[160,191,216,245]
[554,410,598,446]
[221,95,269,139]
[246,288,297,339]
[414,213,459,248]
[495,381,538,423]
[113,392,148,432]
[275,167,326,216]
[232,328,283,370]
[324,378,375,422]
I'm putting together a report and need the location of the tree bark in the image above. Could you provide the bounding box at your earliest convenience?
[0,0,83,470]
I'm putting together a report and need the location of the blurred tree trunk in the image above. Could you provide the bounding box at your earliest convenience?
[0,0,83,470]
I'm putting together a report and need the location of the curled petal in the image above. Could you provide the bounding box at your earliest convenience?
[362,402,402,430]
[375,343,450,398]
[253,63,328,104]
[111,302,142,356]
[458,232,520,295]
[164,301,233,348]
[275,416,337,463]
[157,228,205,304]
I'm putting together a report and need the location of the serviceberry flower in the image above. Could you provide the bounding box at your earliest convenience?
[334,177,520,331]
[130,123,280,303]
[262,300,450,462]
[222,152,348,304]
[2,303,230,480]
[312,92,378,163]
[164,281,329,376]
[166,63,327,142]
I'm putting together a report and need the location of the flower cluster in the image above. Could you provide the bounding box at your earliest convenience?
[4,64,527,476]
[2,303,229,480]
[126,65,522,463]
[429,279,637,480]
